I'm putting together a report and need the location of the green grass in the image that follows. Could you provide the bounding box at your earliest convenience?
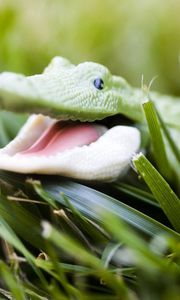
[0,104,179,300]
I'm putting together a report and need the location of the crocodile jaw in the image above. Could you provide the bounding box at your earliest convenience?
[0,114,140,181]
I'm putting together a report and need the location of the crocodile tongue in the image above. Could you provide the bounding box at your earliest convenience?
[19,121,107,156]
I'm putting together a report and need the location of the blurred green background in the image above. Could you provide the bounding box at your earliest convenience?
[0,0,180,95]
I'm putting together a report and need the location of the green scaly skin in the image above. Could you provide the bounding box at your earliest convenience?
[0,56,179,127]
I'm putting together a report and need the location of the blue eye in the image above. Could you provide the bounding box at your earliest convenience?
[93,78,104,90]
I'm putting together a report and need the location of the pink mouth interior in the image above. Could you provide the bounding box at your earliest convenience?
[19,122,106,156]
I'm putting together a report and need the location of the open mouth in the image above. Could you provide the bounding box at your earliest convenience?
[19,119,107,157]
[0,114,140,181]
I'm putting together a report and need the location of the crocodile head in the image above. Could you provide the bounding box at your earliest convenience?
[0,57,140,181]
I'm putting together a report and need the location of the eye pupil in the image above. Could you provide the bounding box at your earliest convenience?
[93,78,104,90]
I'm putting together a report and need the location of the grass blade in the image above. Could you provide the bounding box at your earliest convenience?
[156,109,180,163]
[101,242,122,268]
[0,193,44,249]
[41,221,129,298]
[112,182,159,207]
[30,178,179,238]
[0,217,35,263]
[143,100,172,179]
[0,261,26,300]
[133,153,180,232]
[102,211,179,273]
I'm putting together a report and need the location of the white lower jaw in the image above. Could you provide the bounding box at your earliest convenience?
[0,114,140,181]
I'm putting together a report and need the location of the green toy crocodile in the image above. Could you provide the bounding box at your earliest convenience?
[0,57,179,180]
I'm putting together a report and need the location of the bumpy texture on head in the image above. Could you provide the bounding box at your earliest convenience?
[0,56,144,122]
